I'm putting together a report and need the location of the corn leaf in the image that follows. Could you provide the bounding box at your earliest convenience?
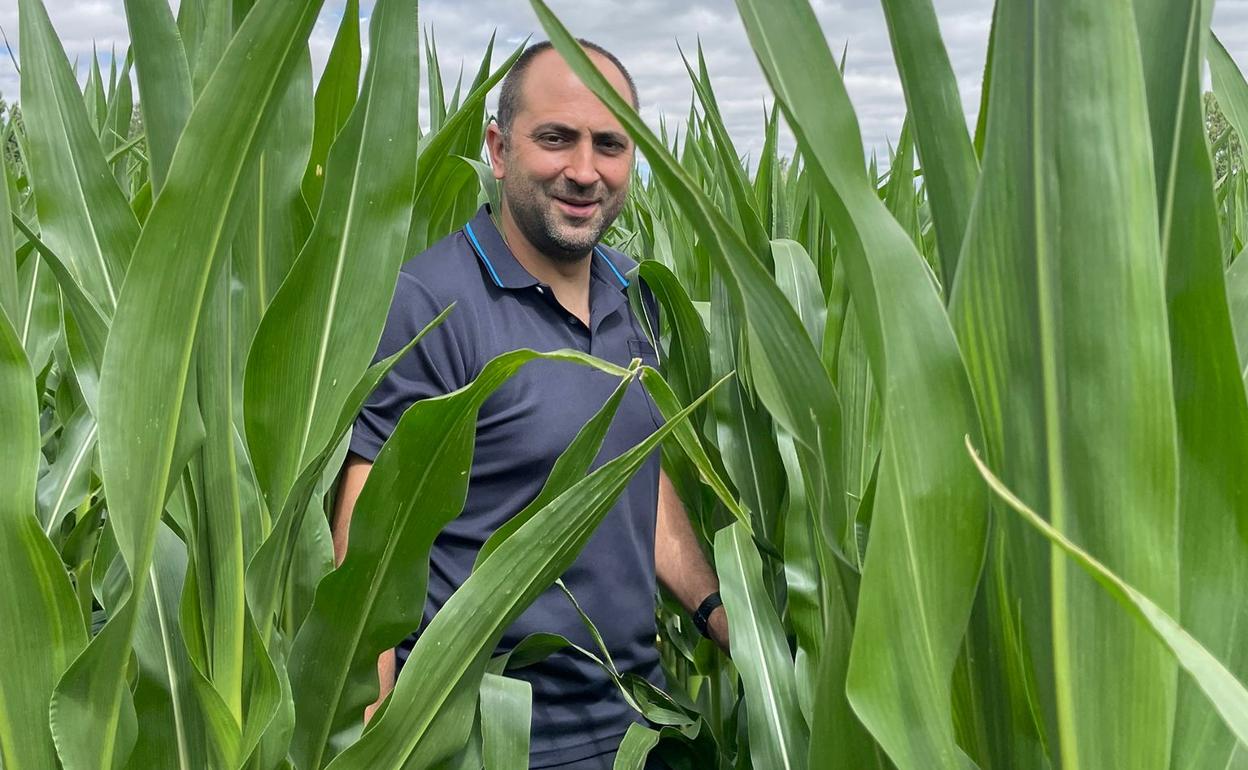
[475,375,633,569]
[288,348,631,768]
[50,1,326,766]
[35,402,97,535]
[716,521,809,769]
[969,442,1248,754]
[0,162,17,324]
[244,305,451,640]
[613,724,662,770]
[302,0,361,209]
[18,0,138,313]
[948,0,1179,767]
[1211,35,1248,154]
[122,0,192,193]
[479,674,531,770]
[244,0,419,521]
[0,299,87,770]
[1136,2,1248,768]
[877,0,978,289]
[323,368,715,769]
[126,525,210,770]
[731,1,988,767]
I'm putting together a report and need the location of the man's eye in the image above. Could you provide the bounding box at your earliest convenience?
[598,140,626,153]
[538,134,567,146]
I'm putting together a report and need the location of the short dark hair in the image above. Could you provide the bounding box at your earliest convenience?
[496,39,639,133]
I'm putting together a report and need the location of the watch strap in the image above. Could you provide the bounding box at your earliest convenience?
[692,591,723,639]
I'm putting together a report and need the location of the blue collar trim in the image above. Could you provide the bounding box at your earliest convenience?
[463,221,504,288]
[595,246,630,288]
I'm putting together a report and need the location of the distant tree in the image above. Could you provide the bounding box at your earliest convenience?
[1206,91,1243,180]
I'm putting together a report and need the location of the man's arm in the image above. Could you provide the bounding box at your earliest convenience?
[331,453,395,722]
[655,470,729,652]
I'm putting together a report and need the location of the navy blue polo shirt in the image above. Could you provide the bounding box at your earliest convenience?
[349,205,663,767]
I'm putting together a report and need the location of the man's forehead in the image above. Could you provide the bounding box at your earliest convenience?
[516,48,633,117]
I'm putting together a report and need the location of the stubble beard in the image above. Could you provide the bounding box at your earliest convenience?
[503,175,626,264]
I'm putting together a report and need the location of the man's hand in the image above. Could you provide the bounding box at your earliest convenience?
[655,471,730,654]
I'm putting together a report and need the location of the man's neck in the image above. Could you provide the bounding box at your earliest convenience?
[498,202,593,324]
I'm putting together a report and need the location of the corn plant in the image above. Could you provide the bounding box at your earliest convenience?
[536,0,1248,767]
[6,0,1248,767]
[0,0,737,767]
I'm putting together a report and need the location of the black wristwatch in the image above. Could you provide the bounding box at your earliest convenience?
[692,591,724,639]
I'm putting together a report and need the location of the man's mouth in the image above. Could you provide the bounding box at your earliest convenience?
[552,196,600,219]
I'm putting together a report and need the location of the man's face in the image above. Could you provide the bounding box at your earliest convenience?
[487,49,635,262]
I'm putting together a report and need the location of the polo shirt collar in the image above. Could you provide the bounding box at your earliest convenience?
[463,205,631,293]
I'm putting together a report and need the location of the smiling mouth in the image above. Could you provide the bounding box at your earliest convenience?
[553,197,601,218]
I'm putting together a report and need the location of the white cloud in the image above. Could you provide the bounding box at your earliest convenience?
[1,0,1247,163]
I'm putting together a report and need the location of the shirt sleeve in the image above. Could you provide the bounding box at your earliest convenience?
[349,270,471,462]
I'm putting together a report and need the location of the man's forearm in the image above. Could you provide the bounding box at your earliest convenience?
[332,454,396,721]
[655,471,729,651]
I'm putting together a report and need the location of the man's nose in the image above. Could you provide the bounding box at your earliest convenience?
[563,141,600,187]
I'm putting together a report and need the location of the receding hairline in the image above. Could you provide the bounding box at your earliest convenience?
[496,39,639,133]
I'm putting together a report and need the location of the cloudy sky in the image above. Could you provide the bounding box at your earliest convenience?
[1,0,1246,160]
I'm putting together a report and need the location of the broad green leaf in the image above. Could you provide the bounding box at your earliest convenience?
[612,723,661,770]
[707,271,784,548]
[0,299,86,770]
[126,526,209,770]
[770,240,825,351]
[0,161,17,323]
[19,0,139,312]
[288,348,631,769]
[244,0,420,517]
[715,521,809,769]
[531,0,845,586]
[459,155,501,215]
[1211,35,1248,157]
[1227,254,1248,376]
[231,51,315,333]
[949,0,1179,767]
[640,370,755,537]
[1137,2,1248,768]
[479,674,531,770]
[123,0,193,193]
[193,260,252,722]
[882,119,922,254]
[10,215,110,374]
[970,443,1248,756]
[302,0,361,209]
[731,2,988,768]
[83,48,108,135]
[187,0,233,95]
[244,307,451,641]
[51,1,327,766]
[878,0,978,289]
[475,375,632,569]
[404,43,522,256]
[836,305,881,561]
[634,260,711,414]
[35,402,98,535]
[101,51,134,189]
[324,369,716,769]
[680,45,770,257]
[14,243,59,379]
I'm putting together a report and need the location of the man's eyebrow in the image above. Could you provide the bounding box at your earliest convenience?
[528,122,578,136]
[592,129,630,144]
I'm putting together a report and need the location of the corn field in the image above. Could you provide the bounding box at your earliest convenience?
[3,0,1248,766]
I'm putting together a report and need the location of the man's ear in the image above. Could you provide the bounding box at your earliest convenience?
[485,121,507,181]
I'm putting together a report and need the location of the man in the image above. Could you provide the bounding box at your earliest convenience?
[333,40,728,769]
